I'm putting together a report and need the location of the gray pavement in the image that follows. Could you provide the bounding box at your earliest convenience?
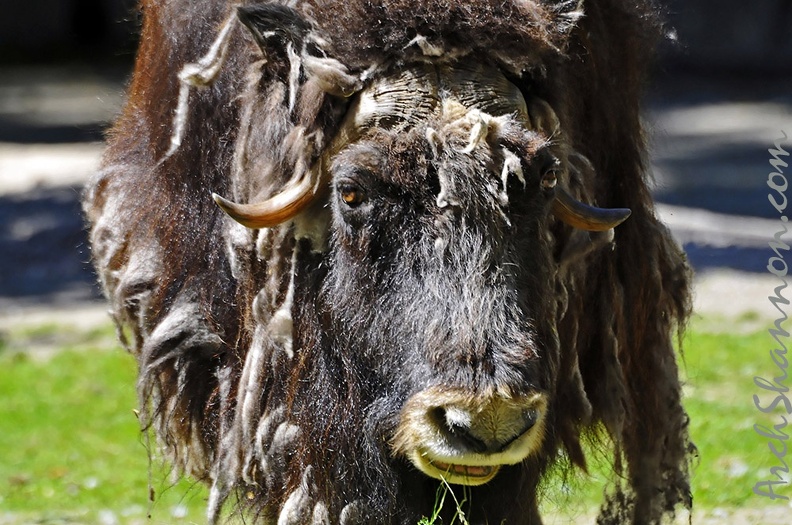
[0,64,789,324]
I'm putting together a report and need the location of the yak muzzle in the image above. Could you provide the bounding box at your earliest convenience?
[392,387,548,486]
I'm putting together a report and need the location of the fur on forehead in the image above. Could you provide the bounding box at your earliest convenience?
[331,115,548,196]
[298,0,583,73]
[330,129,434,191]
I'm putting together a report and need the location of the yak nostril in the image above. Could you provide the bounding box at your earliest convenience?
[447,418,490,454]
[497,408,541,452]
[522,408,539,432]
[429,406,489,453]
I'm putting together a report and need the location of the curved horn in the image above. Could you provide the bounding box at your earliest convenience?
[552,187,631,231]
[212,170,323,229]
[212,63,535,229]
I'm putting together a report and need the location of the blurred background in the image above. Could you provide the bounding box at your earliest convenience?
[0,1,790,523]
[0,0,136,314]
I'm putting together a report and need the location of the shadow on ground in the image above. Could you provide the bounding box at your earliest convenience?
[0,186,102,309]
[0,63,122,311]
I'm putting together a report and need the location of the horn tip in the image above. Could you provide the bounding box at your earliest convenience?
[211,191,228,207]
[616,207,631,223]
[212,192,234,215]
[552,188,633,232]
[598,208,631,232]
[212,192,261,229]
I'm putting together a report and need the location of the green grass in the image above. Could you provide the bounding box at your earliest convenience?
[682,327,786,508]
[0,327,208,524]
[0,318,785,522]
[539,322,787,519]
[418,479,472,525]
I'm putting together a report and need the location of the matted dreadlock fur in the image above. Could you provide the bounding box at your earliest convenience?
[84,1,693,523]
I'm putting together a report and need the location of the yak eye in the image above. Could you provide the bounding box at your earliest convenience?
[338,182,367,207]
[540,170,558,190]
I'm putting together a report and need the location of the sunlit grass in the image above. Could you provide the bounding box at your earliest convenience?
[682,327,785,508]
[0,328,208,524]
[541,322,785,520]
[0,318,784,522]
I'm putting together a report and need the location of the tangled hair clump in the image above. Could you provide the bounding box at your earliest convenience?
[302,0,585,70]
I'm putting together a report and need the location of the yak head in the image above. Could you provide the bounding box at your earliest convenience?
[211,1,627,497]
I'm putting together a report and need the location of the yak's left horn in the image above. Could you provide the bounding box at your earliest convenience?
[212,165,324,229]
[552,187,631,231]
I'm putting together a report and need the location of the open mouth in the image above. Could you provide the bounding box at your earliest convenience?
[430,460,498,479]
[415,454,502,485]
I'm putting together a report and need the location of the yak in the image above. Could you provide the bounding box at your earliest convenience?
[83,0,694,523]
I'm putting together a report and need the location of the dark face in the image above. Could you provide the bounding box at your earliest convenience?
[319,109,560,486]
[214,57,630,508]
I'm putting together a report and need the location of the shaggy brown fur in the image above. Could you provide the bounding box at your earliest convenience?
[84,1,692,523]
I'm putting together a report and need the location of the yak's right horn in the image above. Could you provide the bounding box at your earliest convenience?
[213,161,325,229]
[552,187,631,232]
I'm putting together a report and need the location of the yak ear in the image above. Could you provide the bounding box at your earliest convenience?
[237,4,311,53]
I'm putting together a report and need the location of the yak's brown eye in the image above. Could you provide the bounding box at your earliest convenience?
[339,183,366,207]
[540,170,558,190]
